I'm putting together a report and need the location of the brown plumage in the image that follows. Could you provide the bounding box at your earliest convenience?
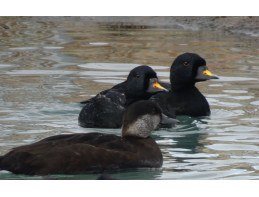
[0,101,177,176]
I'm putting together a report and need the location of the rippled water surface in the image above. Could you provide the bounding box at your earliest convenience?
[1,17,259,180]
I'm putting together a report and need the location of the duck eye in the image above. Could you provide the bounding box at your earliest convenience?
[135,75,140,78]
[183,62,189,66]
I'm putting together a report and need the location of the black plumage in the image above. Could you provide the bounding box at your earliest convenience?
[150,53,218,118]
[78,65,167,128]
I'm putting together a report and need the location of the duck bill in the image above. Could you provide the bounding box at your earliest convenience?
[195,65,219,81]
[147,78,168,93]
[160,113,179,128]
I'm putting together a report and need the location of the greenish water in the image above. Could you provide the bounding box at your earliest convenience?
[0,17,259,180]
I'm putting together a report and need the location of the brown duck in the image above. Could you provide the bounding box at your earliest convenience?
[0,100,178,175]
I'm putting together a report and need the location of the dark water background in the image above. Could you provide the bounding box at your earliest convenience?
[0,17,259,179]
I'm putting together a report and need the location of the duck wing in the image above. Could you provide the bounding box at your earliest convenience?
[78,88,127,128]
[0,133,162,175]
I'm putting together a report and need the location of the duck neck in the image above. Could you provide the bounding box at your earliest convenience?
[121,114,159,138]
[122,126,150,139]
[171,81,196,91]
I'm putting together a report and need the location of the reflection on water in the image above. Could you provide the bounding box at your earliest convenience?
[1,17,259,179]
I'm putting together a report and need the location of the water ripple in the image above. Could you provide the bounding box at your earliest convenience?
[1,17,259,180]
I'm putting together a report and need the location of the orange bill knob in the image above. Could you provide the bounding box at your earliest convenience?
[153,82,168,91]
[203,69,214,76]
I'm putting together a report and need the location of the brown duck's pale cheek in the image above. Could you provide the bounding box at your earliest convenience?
[123,115,160,138]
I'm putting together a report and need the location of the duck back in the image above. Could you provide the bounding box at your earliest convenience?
[79,86,126,128]
[0,133,162,175]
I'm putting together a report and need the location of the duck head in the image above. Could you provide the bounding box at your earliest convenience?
[126,65,167,100]
[170,53,218,89]
[122,100,178,138]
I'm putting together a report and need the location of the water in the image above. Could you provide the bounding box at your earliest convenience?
[0,17,259,180]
